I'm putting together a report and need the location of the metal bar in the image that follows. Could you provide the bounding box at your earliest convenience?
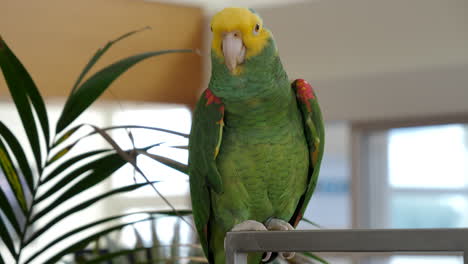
[226,247,247,264]
[225,229,468,264]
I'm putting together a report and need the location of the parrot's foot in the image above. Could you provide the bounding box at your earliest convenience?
[226,220,272,262]
[265,218,295,260]
[231,220,268,231]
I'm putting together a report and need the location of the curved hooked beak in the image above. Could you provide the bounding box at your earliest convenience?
[222,31,246,73]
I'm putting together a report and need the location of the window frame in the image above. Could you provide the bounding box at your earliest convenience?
[351,113,468,228]
[350,114,468,264]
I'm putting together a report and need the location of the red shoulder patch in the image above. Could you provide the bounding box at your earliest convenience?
[294,79,315,112]
[295,79,315,100]
[205,89,222,105]
[204,89,225,126]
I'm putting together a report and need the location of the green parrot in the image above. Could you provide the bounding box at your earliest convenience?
[188,7,325,264]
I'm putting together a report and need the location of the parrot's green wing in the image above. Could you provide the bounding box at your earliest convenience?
[188,88,225,261]
[289,79,325,227]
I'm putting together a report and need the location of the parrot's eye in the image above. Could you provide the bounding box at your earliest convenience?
[253,24,260,35]
[210,26,213,32]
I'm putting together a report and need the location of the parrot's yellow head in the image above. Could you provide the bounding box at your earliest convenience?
[210,7,271,74]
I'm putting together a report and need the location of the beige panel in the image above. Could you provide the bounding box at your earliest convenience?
[0,0,204,107]
[258,0,468,81]
[314,63,468,122]
[255,0,468,121]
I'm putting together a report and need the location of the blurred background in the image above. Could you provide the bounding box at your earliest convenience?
[0,0,467,263]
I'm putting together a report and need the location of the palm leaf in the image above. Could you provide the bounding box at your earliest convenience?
[43,217,156,264]
[35,151,120,204]
[45,141,79,166]
[32,152,129,222]
[51,125,82,149]
[25,181,159,246]
[0,187,22,236]
[41,211,191,264]
[0,214,16,259]
[0,138,27,212]
[151,215,162,260]
[84,248,149,264]
[41,149,112,184]
[0,31,196,264]
[52,123,189,151]
[0,122,35,191]
[85,125,195,230]
[25,210,193,263]
[133,225,146,261]
[70,27,150,95]
[52,123,187,156]
[0,37,48,169]
[170,219,181,259]
[84,246,206,264]
[169,145,188,150]
[301,217,323,229]
[301,252,329,264]
[55,49,193,134]
[131,256,207,263]
[138,150,188,174]
[94,125,189,138]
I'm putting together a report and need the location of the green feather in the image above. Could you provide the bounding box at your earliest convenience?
[189,13,324,264]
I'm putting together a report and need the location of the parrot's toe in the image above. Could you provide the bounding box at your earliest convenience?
[279,251,295,260]
[265,218,294,231]
[265,218,295,261]
[231,220,268,231]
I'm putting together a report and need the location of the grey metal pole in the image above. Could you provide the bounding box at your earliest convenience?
[225,235,248,264]
[225,229,468,264]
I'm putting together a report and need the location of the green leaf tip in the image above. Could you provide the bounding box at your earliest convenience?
[0,142,27,211]
[56,48,193,133]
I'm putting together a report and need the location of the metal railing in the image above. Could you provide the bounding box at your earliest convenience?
[225,228,468,264]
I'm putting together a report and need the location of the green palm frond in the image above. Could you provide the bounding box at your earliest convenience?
[0,30,194,264]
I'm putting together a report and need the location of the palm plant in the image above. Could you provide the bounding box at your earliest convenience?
[71,216,206,264]
[0,29,198,264]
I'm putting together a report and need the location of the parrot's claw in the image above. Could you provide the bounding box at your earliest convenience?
[226,220,272,262]
[262,252,272,262]
[265,218,296,260]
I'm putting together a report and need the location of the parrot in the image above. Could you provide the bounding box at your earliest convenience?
[188,7,325,264]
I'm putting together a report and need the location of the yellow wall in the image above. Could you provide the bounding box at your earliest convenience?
[0,0,204,107]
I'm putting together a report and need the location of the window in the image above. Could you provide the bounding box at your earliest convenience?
[111,105,191,199]
[105,104,193,250]
[388,124,468,229]
[358,123,468,264]
[302,122,352,229]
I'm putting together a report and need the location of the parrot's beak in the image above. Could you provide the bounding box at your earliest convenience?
[222,31,246,73]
